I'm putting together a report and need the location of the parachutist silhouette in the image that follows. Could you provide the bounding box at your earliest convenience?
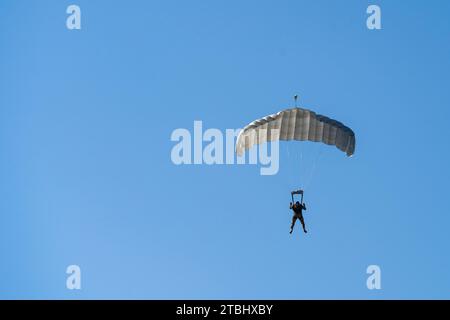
[235,106,355,234]
[290,190,307,234]
[290,201,307,234]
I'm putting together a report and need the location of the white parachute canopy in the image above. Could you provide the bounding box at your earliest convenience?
[235,107,356,157]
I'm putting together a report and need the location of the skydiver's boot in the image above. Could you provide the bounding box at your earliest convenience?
[300,219,307,233]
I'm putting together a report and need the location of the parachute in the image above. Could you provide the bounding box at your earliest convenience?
[235,107,355,157]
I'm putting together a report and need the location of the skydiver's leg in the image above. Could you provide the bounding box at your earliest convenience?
[290,216,297,234]
[299,215,307,233]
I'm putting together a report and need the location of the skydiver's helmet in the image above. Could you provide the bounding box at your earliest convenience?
[295,201,300,207]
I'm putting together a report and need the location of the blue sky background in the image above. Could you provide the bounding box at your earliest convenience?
[1,0,450,299]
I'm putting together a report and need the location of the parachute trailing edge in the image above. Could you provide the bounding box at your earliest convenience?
[235,107,356,157]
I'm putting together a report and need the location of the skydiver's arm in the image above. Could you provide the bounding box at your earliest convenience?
[290,202,293,209]
[302,203,307,210]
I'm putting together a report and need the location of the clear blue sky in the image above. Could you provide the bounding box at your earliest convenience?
[1,0,450,299]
